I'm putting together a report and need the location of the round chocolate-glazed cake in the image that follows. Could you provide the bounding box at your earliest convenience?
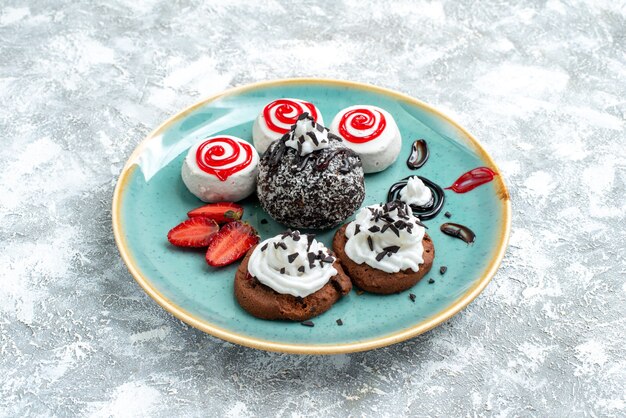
[257,113,365,229]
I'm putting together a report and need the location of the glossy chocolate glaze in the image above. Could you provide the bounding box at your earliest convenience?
[440,222,476,244]
[407,139,429,169]
[266,132,361,174]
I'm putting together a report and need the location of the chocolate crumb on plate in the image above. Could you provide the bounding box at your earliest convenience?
[336,319,343,326]
[428,278,435,284]
[440,266,447,275]
[260,219,269,224]
[444,212,452,218]
[409,293,416,302]
[301,320,315,327]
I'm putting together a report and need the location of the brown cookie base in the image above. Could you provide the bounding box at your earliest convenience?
[332,224,434,294]
[234,245,352,321]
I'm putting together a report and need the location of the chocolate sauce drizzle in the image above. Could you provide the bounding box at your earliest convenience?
[265,132,361,174]
[407,139,429,169]
[297,148,360,173]
[440,223,475,244]
[387,176,445,220]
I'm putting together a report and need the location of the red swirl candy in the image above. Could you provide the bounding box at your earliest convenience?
[195,137,254,181]
[338,108,387,144]
[263,99,319,134]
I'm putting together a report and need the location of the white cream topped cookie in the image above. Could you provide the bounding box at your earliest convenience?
[181,135,259,202]
[284,113,331,156]
[400,176,433,207]
[252,98,324,154]
[330,105,401,173]
[248,230,338,298]
[344,201,426,273]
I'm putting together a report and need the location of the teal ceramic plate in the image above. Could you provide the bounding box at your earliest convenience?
[113,79,510,354]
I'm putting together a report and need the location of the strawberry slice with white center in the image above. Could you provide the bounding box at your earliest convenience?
[167,217,219,248]
[205,221,259,267]
[187,202,244,224]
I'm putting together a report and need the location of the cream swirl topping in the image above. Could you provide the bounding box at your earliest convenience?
[284,113,331,156]
[344,201,426,273]
[248,230,337,298]
[399,176,433,207]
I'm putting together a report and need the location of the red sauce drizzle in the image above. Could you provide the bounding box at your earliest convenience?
[446,167,497,193]
[338,108,387,144]
[263,99,318,134]
[195,137,253,181]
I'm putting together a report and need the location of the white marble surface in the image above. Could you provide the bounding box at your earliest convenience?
[1,1,625,416]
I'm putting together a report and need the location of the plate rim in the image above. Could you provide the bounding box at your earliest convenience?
[112,77,511,354]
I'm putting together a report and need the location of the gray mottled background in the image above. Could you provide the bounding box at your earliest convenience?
[1,0,625,416]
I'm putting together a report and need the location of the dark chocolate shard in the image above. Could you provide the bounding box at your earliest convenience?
[367,236,374,251]
[428,278,435,284]
[383,245,400,254]
[409,293,416,302]
[297,112,310,121]
[301,320,315,327]
[288,253,298,263]
[440,266,447,275]
[414,219,428,229]
[336,319,343,326]
[307,234,315,250]
[280,267,285,274]
[368,225,380,233]
[306,131,318,146]
[274,241,288,250]
[261,243,268,251]
[354,224,360,235]
[298,266,305,273]
[440,222,476,244]
[445,212,452,218]
[375,251,387,262]
[307,252,316,268]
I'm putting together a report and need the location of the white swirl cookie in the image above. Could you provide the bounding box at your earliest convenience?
[330,105,401,173]
[252,98,324,154]
[181,135,259,202]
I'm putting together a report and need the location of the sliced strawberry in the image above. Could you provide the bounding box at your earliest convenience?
[167,217,219,248]
[187,202,244,224]
[205,221,259,267]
